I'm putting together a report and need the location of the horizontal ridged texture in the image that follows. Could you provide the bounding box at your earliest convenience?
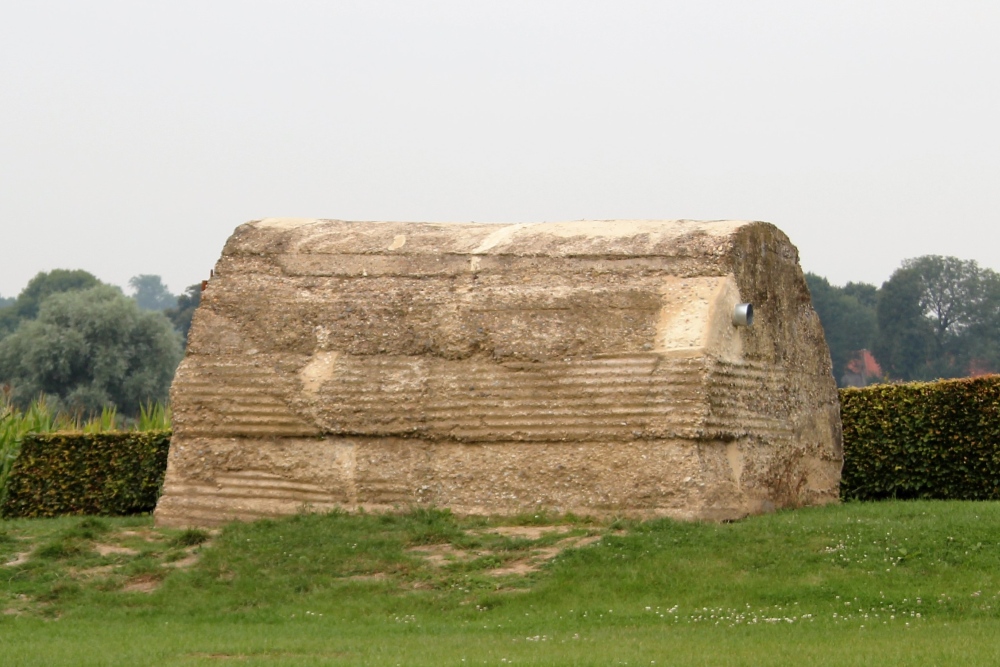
[311,354,708,442]
[172,362,319,437]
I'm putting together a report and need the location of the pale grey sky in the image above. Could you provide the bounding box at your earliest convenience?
[2,1,998,299]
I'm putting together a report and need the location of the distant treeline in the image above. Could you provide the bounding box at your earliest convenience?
[808,255,1000,387]
[0,270,201,417]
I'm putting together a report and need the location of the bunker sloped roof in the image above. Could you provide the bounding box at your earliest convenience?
[228,218,753,258]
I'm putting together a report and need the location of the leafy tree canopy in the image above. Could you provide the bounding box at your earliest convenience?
[0,285,182,416]
[874,256,1000,380]
[128,274,177,311]
[874,266,934,381]
[164,284,202,345]
[842,282,878,310]
[0,295,13,309]
[805,273,877,384]
[902,256,977,348]
[10,269,102,320]
[0,270,103,339]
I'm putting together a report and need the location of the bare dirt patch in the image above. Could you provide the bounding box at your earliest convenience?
[407,543,475,566]
[565,535,602,548]
[72,564,119,579]
[474,525,574,540]
[346,572,388,582]
[122,574,162,593]
[488,559,536,576]
[162,540,211,569]
[163,552,200,569]
[94,544,140,557]
[3,550,33,567]
[406,528,603,577]
[488,534,603,577]
[118,529,165,542]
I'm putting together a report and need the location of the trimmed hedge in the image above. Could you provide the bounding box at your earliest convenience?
[0,431,170,518]
[840,376,1000,501]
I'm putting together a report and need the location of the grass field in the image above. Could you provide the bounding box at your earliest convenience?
[3,501,1000,666]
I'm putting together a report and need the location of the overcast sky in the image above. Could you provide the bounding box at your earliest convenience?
[2,1,998,299]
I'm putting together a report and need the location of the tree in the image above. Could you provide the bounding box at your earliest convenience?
[961,267,1000,374]
[0,285,182,416]
[164,284,202,345]
[128,274,177,311]
[901,256,982,355]
[0,269,101,339]
[9,269,102,320]
[842,282,878,310]
[805,273,878,385]
[875,266,936,380]
[0,296,14,336]
[874,256,1000,379]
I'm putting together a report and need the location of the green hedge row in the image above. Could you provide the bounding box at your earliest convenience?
[840,376,1000,501]
[0,431,170,518]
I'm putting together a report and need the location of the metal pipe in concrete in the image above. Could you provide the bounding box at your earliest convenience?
[733,303,753,327]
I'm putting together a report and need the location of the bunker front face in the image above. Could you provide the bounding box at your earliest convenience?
[154,219,842,528]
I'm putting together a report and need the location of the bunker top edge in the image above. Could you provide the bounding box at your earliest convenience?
[225,218,794,263]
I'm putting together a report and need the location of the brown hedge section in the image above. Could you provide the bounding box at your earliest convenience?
[840,376,1000,501]
[0,431,170,518]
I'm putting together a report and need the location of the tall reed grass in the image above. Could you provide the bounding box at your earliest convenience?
[0,392,170,502]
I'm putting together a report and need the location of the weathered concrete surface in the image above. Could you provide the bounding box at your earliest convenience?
[154,219,842,527]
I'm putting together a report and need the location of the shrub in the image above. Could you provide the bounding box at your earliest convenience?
[0,431,171,518]
[0,395,171,503]
[0,285,182,415]
[840,376,1000,500]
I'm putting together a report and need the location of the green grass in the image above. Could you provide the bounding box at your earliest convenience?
[3,501,1000,665]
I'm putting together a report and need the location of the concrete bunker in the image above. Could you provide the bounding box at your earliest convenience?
[154,219,842,527]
